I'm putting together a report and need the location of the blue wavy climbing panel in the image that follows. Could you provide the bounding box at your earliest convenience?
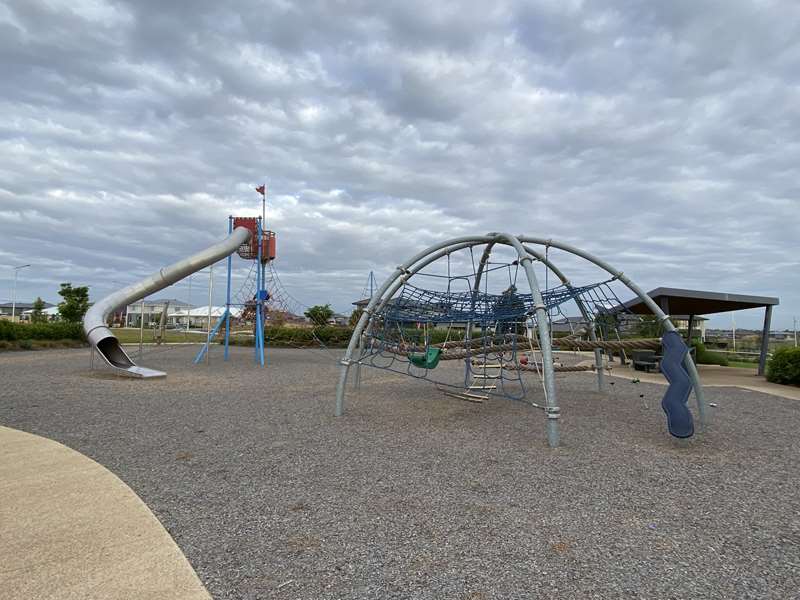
[659,331,695,438]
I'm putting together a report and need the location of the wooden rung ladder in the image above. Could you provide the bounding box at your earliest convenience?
[443,390,488,403]
[469,383,497,390]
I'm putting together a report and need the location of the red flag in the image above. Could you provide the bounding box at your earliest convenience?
[255,184,265,195]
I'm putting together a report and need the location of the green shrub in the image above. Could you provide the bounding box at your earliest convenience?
[0,320,18,341]
[225,326,354,348]
[0,321,85,342]
[766,347,800,386]
[692,342,729,367]
[17,339,33,350]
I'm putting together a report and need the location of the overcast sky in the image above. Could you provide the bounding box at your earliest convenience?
[1,0,798,329]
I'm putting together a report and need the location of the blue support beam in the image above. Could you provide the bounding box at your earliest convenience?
[193,308,230,364]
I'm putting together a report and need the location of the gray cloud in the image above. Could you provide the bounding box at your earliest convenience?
[1,0,798,329]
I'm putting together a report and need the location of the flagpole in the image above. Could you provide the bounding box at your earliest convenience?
[259,182,267,367]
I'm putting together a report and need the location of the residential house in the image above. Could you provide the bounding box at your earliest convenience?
[0,301,56,321]
[124,298,193,327]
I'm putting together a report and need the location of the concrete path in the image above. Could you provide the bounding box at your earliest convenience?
[608,362,800,401]
[0,425,211,600]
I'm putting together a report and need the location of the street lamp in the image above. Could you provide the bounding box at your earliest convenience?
[11,264,31,323]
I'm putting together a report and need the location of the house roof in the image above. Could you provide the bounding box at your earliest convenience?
[621,287,779,316]
[172,306,242,318]
[139,298,192,306]
[21,306,60,315]
[0,301,55,309]
[553,316,587,324]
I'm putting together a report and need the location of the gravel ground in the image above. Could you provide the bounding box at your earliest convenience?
[1,345,799,599]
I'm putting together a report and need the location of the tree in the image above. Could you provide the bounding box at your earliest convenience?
[349,307,364,327]
[268,310,286,327]
[57,283,90,323]
[635,315,662,338]
[30,297,47,323]
[305,304,334,327]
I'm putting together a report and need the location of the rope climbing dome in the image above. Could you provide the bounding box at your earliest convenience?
[335,233,706,448]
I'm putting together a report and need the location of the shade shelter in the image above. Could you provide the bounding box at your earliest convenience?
[622,287,779,375]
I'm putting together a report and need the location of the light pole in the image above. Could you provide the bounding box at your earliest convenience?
[11,264,31,323]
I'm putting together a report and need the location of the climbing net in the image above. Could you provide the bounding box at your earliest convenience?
[354,243,655,405]
[228,261,341,358]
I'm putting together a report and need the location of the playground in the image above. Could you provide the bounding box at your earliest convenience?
[2,345,799,599]
[4,222,799,599]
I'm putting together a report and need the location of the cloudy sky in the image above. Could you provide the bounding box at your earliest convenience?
[1,0,798,329]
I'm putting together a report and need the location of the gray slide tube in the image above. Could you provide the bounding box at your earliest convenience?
[83,226,252,378]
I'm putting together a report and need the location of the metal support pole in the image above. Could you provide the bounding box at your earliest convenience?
[139,298,145,358]
[224,217,233,361]
[186,274,192,340]
[11,264,30,323]
[255,218,265,367]
[261,184,268,367]
[352,331,362,389]
[593,339,605,391]
[758,305,773,376]
[206,265,213,365]
[517,235,707,429]
[11,270,17,323]
[519,244,604,392]
[496,234,559,447]
[686,314,695,343]
[262,260,267,367]
[336,236,498,417]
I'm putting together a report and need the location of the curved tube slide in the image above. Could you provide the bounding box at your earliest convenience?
[83,227,252,378]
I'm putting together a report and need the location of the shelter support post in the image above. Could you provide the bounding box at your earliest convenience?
[758,305,773,376]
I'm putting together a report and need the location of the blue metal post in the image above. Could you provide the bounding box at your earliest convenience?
[224,216,233,361]
[262,259,268,367]
[255,218,265,367]
[193,309,229,364]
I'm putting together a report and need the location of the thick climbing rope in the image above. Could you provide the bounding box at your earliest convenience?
[379,336,660,362]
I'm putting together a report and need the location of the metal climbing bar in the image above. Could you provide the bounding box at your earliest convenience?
[335,232,705,449]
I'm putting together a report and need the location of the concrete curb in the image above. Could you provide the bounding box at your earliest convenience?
[0,425,211,600]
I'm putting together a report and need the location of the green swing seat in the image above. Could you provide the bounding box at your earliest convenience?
[408,347,442,369]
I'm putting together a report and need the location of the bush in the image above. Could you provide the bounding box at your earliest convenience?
[0,321,85,342]
[0,320,17,341]
[17,339,33,350]
[766,347,800,386]
[304,304,334,327]
[692,342,729,367]
[225,326,354,348]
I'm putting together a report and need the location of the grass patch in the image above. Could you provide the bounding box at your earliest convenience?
[726,360,759,370]
[112,328,209,344]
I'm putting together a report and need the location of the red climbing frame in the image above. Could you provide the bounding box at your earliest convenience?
[233,217,276,262]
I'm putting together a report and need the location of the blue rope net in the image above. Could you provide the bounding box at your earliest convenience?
[356,263,634,403]
[384,279,616,325]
